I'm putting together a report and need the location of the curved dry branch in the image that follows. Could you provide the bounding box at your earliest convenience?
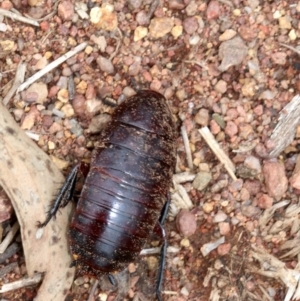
[0,101,75,301]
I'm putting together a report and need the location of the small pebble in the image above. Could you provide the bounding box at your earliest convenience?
[57,89,69,103]
[34,57,48,70]
[25,82,48,104]
[91,35,107,52]
[134,26,148,41]
[219,29,236,41]
[88,114,112,134]
[147,256,158,271]
[69,119,83,137]
[169,0,185,10]
[180,238,190,247]
[90,4,118,31]
[97,56,115,74]
[183,17,198,34]
[186,1,198,16]
[213,211,228,223]
[238,25,258,41]
[219,222,230,236]
[58,0,74,21]
[218,36,248,72]
[149,17,174,39]
[206,0,221,20]
[244,156,261,173]
[257,194,273,209]
[278,16,291,29]
[128,0,142,9]
[171,25,183,39]
[50,155,69,170]
[217,243,231,256]
[98,293,108,301]
[225,121,238,137]
[271,52,287,65]
[86,99,102,114]
[176,209,197,237]
[241,205,261,218]
[61,104,74,117]
[192,171,212,191]
[195,108,209,126]
[180,286,189,296]
[214,80,227,94]
[202,202,214,213]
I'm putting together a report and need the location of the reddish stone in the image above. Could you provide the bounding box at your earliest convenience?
[58,0,74,21]
[176,209,197,237]
[257,194,273,209]
[206,0,221,20]
[263,160,288,201]
[217,243,231,256]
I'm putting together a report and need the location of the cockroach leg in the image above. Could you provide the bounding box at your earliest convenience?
[156,197,171,301]
[37,163,80,227]
[108,274,117,286]
[159,194,171,225]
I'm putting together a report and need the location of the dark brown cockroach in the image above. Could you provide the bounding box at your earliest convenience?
[39,90,176,300]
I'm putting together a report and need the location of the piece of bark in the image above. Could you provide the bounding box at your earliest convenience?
[269,95,300,158]
[0,101,75,300]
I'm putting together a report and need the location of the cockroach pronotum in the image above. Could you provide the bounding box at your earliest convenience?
[39,90,176,300]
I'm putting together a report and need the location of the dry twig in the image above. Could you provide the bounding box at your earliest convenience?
[199,127,237,181]
[181,125,194,170]
[0,273,42,293]
[2,61,26,105]
[17,42,88,92]
[109,28,123,61]
[280,43,300,56]
[0,221,19,253]
[0,8,39,26]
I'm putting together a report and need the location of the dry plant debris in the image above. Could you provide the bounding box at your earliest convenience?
[2,1,300,301]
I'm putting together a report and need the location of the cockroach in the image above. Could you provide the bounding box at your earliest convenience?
[38,90,176,300]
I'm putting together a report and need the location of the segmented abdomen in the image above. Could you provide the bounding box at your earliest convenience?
[69,90,176,277]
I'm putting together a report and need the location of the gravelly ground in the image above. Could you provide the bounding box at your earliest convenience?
[1,1,300,301]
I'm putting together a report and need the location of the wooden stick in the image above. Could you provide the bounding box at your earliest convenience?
[181,125,194,170]
[199,127,237,181]
[0,273,42,293]
[17,42,88,92]
[0,8,39,27]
